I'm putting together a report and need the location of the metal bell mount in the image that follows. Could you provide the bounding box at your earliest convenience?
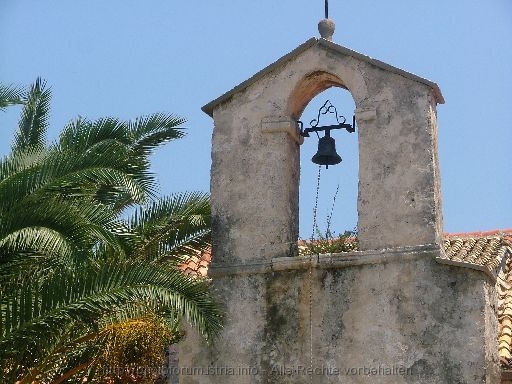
[297,100,355,169]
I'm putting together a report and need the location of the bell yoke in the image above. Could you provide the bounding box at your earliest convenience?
[297,99,356,168]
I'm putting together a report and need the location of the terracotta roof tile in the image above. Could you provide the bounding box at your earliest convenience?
[443,229,512,367]
[440,230,512,278]
[177,247,212,278]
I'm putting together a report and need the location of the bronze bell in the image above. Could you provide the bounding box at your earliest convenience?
[312,133,342,167]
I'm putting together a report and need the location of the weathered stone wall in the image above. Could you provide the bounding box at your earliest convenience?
[210,105,300,264]
[209,40,443,264]
[178,248,500,383]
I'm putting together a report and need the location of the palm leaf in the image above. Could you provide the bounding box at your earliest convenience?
[0,146,151,213]
[0,201,123,291]
[58,116,131,152]
[128,192,211,260]
[12,78,50,152]
[0,260,223,381]
[0,83,25,111]
[0,148,48,184]
[128,113,186,156]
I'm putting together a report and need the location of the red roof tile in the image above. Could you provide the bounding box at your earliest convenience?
[178,248,212,277]
[443,230,512,367]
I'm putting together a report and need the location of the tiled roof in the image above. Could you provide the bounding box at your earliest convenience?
[440,229,512,279]
[177,248,211,277]
[441,230,512,367]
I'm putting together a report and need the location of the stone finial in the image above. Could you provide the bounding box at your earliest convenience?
[318,18,335,40]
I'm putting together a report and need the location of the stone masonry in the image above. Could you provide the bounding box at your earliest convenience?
[176,38,500,383]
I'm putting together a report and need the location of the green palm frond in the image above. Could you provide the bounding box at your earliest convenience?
[46,166,150,204]
[0,146,150,212]
[0,252,81,297]
[58,134,156,201]
[59,113,185,165]
[128,113,186,156]
[2,196,118,240]
[0,147,48,183]
[127,192,211,260]
[0,227,74,265]
[0,201,123,282]
[0,260,223,380]
[74,138,156,199]
[58,116,131,152]
[55,113,185,207]
[1,314,97,383]
[0,83,25,111]
[13,78,50,152]
[11,310,179,384]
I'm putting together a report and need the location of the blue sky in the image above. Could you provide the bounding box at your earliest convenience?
[1,1,510,238]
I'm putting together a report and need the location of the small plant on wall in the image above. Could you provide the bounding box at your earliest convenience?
[299,229,358,256]
[299,181,358,256]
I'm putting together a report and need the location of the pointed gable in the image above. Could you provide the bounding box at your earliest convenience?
[202,38,444,117]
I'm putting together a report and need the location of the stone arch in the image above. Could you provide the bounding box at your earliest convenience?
[290,71,359,239]
[287,69,366,121]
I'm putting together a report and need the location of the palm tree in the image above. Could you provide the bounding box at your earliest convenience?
[0,79,222,383]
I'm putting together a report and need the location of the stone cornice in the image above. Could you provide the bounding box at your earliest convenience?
[208,244,442,277]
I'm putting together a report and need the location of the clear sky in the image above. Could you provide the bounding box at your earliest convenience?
[1,1,510,238]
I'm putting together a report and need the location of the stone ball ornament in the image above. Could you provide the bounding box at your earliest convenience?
[318,18,335,40]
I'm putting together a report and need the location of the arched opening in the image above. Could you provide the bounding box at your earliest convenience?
[298,86,358,241]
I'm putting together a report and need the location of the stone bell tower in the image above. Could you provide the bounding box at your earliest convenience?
[177,18,500,384]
